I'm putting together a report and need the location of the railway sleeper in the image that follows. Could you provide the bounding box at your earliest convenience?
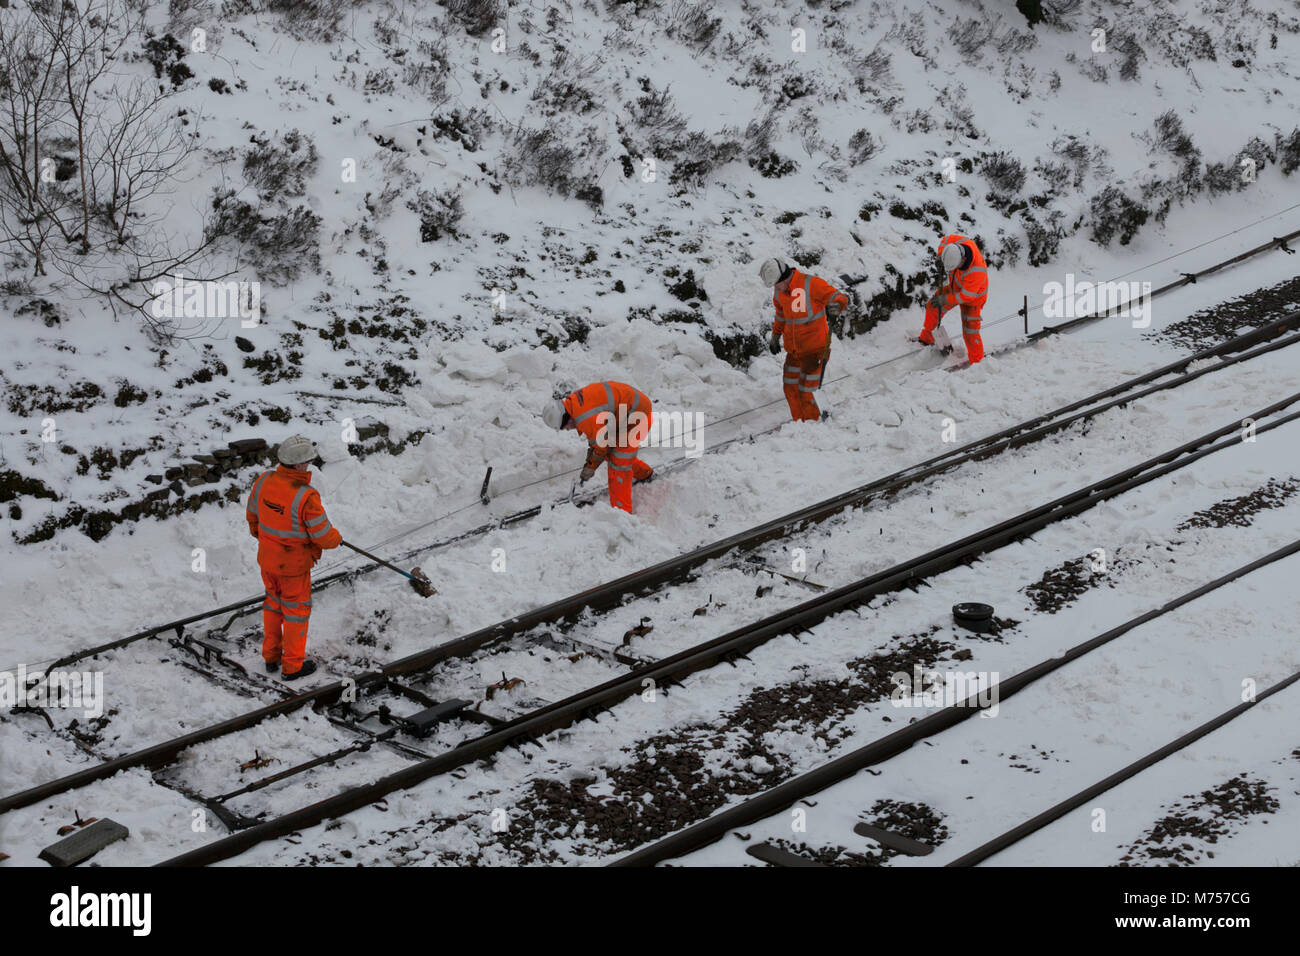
[853,822,934,856]
[745,843,826,867]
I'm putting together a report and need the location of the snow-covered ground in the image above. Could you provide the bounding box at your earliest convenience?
[2,0,1300,867]
[250,411,1300,866]
[674,538,1300,867]
[2,297,1297,865]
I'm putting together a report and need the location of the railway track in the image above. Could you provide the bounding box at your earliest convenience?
[146,384,1300,864]
[947,674,1300,867]
[611,537,1300,866]
[32,311,1299,685]
[3,314,1296,865]
[12,317,1294,700]
[21,315,1298,709]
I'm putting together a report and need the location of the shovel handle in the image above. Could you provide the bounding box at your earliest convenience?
[340,539,415,581]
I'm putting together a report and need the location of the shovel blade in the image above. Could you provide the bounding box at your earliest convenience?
[932,326,954,354]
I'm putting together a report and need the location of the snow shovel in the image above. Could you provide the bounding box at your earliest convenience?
[908,326,953,354]
[932,326,954,355]
[340,540,436,597]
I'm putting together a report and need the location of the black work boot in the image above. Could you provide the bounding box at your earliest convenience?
[265,660,280,674]
[282,660,318,681]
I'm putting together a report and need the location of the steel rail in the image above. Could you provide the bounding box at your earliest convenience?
[612,538,1300,867]
[946,673,1300,866]
[1029,229,1300,339]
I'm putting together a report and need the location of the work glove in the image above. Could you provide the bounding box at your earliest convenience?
[581,446,605,482]
[826,300,845,339]
[769,333,781,355]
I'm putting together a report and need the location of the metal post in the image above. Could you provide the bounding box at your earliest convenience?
[1023,295,1028,335]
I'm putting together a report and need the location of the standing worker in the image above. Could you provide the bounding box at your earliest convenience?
[759,258,849,422]
[918,233,988,363]
[543,381,654,513]
[245,435,342,680]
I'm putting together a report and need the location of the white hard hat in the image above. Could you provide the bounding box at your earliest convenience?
[940,243,964,272]
[277,434,319,466]
[758,258,787,287]
[542,399,567,430]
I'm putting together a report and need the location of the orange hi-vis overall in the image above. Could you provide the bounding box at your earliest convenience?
[921,234,989,363]
[772,269,849,421]
[562,380,653,513]
[245,464,341,675]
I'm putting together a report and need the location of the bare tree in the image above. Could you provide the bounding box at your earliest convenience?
[0,4,70,275]
[33,0,144,252]
[89,78,201,244]
[0,0,219,341]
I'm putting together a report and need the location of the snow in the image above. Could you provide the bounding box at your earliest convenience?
[673,545,1300,867]
[2,0,1300,867]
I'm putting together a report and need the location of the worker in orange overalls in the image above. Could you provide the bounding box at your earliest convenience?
[918,233,989,363]
[245,435,342,680]
[543,381,653,513]
[759,258,849,422]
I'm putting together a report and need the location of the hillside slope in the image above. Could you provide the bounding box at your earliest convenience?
[1,0,1298,558]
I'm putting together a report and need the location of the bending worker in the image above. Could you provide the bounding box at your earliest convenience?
[543,381,654,513]
[245,435,342,680]
[918,233,988,363]
[759,257,849,422]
